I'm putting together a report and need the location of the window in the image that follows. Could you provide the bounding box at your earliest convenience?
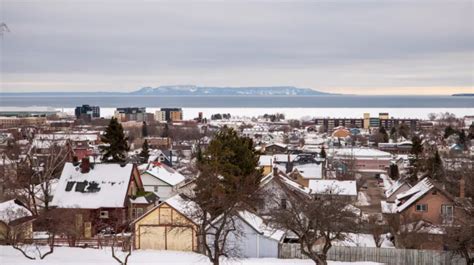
[441,205,454,224]
[281,199,287,209]
[154,186,159,192]
[416,204,427,212]
[99,210,109,219]
[132,208,144,219]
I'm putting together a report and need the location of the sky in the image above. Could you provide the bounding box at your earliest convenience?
[1,0,473,95]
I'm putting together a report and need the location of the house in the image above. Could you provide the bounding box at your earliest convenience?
[382,178,461,225]
[0,199,34,242]
[264,143,287,154]
[207,210,285,258]
[140,162,186,200]
[148,149,179,167]
[332,148,392,175]
[289,163,324,187]
[384,179,411,202]
[132,194,199,252]
[258,168,311,214]
[307,179,358,201]
[50,159,145,237]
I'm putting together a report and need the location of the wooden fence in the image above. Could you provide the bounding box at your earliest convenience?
[279,243,467,265]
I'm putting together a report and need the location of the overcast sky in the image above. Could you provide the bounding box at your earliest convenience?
[1,0,473,95]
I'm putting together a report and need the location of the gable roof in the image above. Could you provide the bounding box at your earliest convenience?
[51,163,135,209]
[395,178,439,212]
[142,162,185,186]
[237,210,285,241]
[308,180,357,196]
[0,199,32,225]
[293,163,323,179]
[385,180,411,198]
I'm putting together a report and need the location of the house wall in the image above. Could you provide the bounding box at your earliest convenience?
[206,217,279,258]
[141,173,174,199]
[402,190,453,225]
[354,158,390,172]
[134,203,197,251]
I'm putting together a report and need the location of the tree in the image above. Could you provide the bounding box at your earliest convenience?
[458,130,467,149]
[100,117,129,163]
[390,127,397,141]
[426,149,444,181]
[266,186,359,265]
[409,134,423,184]
[161,123,169,138]
[138,140,150,164]
[320,146,327,159]
[189,127,263,265]
[141,121,148,137]
[389,163,399,179]
[378,127,389,143]
[443,206,474,265]
[368,215,385,248]
[444,126,457,139]
[398,123,410,139]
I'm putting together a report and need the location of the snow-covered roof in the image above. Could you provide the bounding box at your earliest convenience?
[293,163,323,179]
[395,178,433,212]
[0,199,32,224]
[51,163,135,209]
[381,201,397,214]
[308,180,357,196]
[258,155,273,166]
[333,148,392,159]
[32,139,67,149]
[143,163,185,186]
[164,194,201,224]
[238,210,285,241]
[385,179,410,199]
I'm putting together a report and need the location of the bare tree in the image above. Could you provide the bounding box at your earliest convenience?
[266,185,359,265]
[386,212,429,249]
[110,229,133,265]
[368,215,384,248]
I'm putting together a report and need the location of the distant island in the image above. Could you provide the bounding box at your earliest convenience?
[1,85,334,96]
[131,85,332,96]
[452,93,474,96]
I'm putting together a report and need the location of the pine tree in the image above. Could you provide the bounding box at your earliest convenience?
[409,134,423,184]
[320,146,327,159]
[427,149,444,181]
[390,127,397,141]
[139,139,150,163]
[100,117,129,163]
[444,126,456,139]
[389,164,399,179]
[142,121,148,137]
[161,123,169,138]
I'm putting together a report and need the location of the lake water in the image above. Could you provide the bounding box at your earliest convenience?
[0,95,473,108]
[1,95,472,119]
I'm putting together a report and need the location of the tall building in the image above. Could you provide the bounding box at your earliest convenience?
[115,107,152,122]
[155,108,183,122]
[75,105,100,120]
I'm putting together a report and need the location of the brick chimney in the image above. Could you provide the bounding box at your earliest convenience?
[81,157,90,174]
[460,177,465,198]
[273,166,278,177]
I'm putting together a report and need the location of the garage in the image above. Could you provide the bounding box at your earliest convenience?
[137,225,194,251]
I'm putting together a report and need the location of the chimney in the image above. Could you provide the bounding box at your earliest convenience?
[273,166,278,177]
[80,157,90,174]
[460,177,465,198]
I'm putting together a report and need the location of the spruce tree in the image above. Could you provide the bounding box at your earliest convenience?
[139,139,150,163]
[320,146,327,159]
[427,149,444,181]
[409,134,423,184]
[390,127,397,141]
[100,117,129,163]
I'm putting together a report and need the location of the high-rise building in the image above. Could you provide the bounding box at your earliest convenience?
[75,105,100,120]
[114,107,152,122]
[155,108,183,122]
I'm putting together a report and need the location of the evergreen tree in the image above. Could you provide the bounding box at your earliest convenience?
[458,130,467,149]
[389,164,399,179]
[390,127,397,141]
[320,146,327,159]
[379,127,389,143]
[142,121,148,137]
[444,126,456,139]
[139,139,150,163]
[100,117,129,163]
[398,123,409,139]
[426,149,443,181]
[161,123,169,138]
[409,134,423,184]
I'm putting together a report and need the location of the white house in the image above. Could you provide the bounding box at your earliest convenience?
[140,162,186,200]
[207,210,285,258]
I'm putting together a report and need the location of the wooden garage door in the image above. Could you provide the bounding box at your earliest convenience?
[166,227,194,251]
[139,226,166,250]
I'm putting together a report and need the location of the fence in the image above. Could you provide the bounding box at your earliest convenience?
[279,243,467,265]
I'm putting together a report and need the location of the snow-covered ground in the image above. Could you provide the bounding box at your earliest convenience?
[0,246,383,265]
[57,107,473,120]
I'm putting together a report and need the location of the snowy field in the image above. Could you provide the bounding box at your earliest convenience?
[0,246,383,265]
[57,107,473,120]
